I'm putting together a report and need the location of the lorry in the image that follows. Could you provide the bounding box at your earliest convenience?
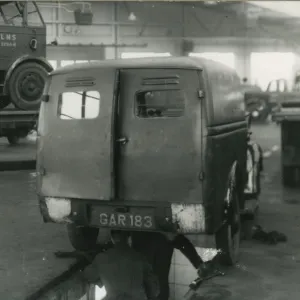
[36,57,258,266]
[266,72,300,187]
[244,74,300,124]
[0,1,53,144]
[243,79,290,123]
[271,93,300,187]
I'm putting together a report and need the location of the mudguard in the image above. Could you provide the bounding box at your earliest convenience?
[3,55,53,95]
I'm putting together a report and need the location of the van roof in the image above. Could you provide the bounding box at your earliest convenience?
[51,56,235,76]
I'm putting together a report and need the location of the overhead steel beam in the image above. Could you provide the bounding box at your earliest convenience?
[249,1,300,18]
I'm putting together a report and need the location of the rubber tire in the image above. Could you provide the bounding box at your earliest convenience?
[67,224,99,251]
[282,166,297,188]
[215,177,241,266]
[7,62,48,110]
[7,134,20,145]
[241,207,258,241]
[0,95,11,110]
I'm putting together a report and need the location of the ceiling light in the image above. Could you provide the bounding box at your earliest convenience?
[128,12,136,21]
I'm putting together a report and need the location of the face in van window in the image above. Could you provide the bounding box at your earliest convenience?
[58,91,100,120]
[135,90,185,118]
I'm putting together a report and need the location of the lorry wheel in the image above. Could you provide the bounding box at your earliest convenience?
[67,224,99,251]
[7,62,48,110]
[215,176,241,266]
[7,134,20,145]
[282,166,297,187]
[0,95,11,110]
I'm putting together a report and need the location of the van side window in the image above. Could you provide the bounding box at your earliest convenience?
[135,90,185,118]
[58,91,100,120]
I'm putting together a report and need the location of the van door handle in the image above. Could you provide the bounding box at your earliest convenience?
[116,137,128,145]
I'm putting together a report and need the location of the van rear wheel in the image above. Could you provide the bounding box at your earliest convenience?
[67,225,99,251]
[215,179,241,266]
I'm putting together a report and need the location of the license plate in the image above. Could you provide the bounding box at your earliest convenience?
[98,212,154,229]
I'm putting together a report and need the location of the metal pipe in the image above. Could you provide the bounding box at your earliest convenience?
[44,20,182,27]
[81,92,86,119]
[113,2,118,58]
[33,1,45,26]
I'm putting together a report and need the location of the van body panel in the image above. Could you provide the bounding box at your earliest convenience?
[203,63,245,126]
[203,126,247,233]
[116,68,203,203]
[37,57,248,235]
[37,69,116,201]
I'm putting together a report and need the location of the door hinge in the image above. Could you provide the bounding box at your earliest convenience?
[198,171,205,181]
[198,89,205,99]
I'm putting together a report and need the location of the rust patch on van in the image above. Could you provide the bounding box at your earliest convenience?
[171,203,205,234]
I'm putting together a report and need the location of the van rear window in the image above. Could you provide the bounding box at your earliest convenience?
[58,91,100,120]
[135,90,185,118]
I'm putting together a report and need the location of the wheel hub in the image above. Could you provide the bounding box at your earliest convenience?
[18,72,44,102]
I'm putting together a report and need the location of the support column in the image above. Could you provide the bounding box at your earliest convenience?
[235,47,251,81]
[171,3,190,57]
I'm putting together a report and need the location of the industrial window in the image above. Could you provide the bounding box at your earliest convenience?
[121,52,171,59]
[251,52,295,90]
[189,52,235,70]
[58,91,100,120]
[135,90,185,118]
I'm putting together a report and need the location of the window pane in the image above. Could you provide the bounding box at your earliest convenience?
[278,80,286,92]
[76,60,89,64]
[268,81,277,92]
[27,2,44,27]
[135,90,185,118]
[58,91,100,120]
[0,3,23,26]
[61,60,75,67]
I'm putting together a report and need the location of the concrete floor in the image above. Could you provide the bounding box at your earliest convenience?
[188,123,300,300]
[0,123,300,300]
[0,138,36,162]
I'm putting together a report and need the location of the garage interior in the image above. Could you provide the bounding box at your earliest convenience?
[1,1,300,300]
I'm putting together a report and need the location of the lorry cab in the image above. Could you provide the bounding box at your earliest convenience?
[37,57,247,265]
[0,1,53,110]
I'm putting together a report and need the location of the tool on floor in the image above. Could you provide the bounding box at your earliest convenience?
[251,225,287,244]
[184,270,225,299]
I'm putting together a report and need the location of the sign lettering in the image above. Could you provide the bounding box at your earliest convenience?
[109,214,116,226]
[118,214,126,226]
[0,33,17,47]
[98,213,154,229]
[100,213,108,225]
[0,33,16,41]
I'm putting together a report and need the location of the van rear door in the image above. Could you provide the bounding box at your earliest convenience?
[37,68,116,200]
[116,68,203,203]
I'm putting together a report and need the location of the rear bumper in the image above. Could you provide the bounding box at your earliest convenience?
[39,196,207,234]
